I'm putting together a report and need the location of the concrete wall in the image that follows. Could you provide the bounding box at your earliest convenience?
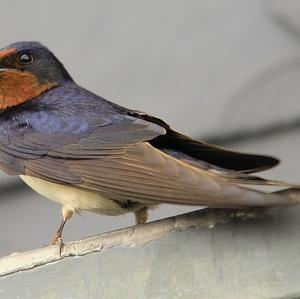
[1,208,300,299]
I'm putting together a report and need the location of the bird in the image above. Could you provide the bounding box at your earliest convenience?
[0,41,299,245]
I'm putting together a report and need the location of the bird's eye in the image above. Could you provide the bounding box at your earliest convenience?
[18,53,33,64]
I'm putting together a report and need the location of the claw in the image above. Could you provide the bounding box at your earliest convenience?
[50,206,73,255]
[51,234,62,246]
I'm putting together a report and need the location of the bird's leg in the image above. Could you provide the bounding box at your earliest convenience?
[51,207,73,246]
[134,207,149,224]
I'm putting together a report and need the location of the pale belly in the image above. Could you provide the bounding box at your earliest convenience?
[19,175,133,216]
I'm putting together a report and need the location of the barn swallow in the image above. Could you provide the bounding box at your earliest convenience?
[0,41,299,245]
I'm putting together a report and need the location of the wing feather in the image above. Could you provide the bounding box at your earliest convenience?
[23,142,290,207]
[0,97,292,208]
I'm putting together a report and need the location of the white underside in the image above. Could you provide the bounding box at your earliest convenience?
[20,175,131,216]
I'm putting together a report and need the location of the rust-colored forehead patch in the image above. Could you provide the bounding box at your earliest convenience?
[0,48,16,59]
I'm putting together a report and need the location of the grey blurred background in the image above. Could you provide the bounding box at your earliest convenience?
[0,0,300,256]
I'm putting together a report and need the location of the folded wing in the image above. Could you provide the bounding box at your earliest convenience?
[0,105,292,207]
[129,112,279,173]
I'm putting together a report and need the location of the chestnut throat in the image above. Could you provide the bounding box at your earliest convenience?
[0,70,57,110]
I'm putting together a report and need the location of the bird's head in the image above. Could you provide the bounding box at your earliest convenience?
[0,41,72,110]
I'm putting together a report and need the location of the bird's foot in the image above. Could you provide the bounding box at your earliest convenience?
[51,234,63,255]
[51,234,62,245]
[134,207,149,225]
